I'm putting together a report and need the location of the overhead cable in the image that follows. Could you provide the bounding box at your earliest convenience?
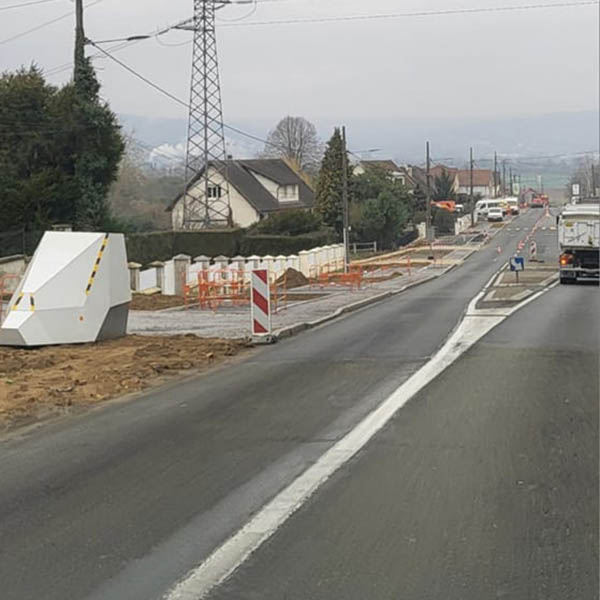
[0,0,103,45]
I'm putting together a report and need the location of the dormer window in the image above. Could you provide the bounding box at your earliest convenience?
[279,184,298,202]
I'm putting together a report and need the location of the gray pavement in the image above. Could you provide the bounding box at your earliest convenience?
[0,210,593,600]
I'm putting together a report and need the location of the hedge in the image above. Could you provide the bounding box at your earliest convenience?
[124,229,244,264]
[239,230,337,257]
[1,227,337,265]
[173,229,243,260]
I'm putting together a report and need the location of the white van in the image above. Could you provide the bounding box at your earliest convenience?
[476,199,503,218]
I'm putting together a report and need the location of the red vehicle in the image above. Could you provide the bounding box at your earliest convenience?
[531,194,549,208]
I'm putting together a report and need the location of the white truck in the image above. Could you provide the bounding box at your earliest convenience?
[558,203,599,284]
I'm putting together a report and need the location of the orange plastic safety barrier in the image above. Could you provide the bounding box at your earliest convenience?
[182,269,289,313]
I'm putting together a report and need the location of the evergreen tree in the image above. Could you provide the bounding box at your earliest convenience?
[315,128,346,233]
[0,61,124,232]
[70,57,124,230]
[433,169,456,201]
[350,168,411,249]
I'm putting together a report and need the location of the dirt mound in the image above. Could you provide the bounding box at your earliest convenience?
[278,268,309,289]
[130,294,185,311]
[0,335,249,430]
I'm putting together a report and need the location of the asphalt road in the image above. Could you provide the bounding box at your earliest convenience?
[209,278,599,600]
[0,209,592,600]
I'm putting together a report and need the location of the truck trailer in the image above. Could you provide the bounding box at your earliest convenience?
[558,203,599,284]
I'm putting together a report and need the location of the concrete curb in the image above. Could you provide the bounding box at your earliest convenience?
[273,266,454,341]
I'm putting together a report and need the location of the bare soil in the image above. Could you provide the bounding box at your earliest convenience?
[0,335,249,429]
[277,268,309,289]
[130,294,186,311]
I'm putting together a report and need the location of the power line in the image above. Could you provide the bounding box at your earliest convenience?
[0,0,62,11]
[0,0,103,46]
[86,40,283,151]
[219,1,599,27]
[87,40,188,107]
[43,14,199,78]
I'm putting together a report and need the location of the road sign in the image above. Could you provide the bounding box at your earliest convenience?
[572,183,580,197]
[510,256,525,272]
[251,269,271,336]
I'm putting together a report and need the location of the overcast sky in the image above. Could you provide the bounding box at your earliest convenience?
[2,0,599,128]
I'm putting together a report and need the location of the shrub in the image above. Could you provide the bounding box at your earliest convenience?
[250,209,323,236]
[432,206,456,235]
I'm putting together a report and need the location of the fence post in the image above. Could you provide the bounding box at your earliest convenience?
[173,254,191,296]
[149,261,165,292]
[128,262,142,292]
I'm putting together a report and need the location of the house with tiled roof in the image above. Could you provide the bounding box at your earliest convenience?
[167,159,315,229]
[455,169,496,197]
[354,160,422,192]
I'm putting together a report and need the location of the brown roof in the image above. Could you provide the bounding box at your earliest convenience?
[429,165,457,178]
[360,160,401,172]
[456,169,493,187]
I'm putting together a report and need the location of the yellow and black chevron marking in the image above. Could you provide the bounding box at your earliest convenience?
[86,234,110,296]
[12,292,24,311]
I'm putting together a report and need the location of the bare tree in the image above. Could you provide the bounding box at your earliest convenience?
[569,155,600,197]
[262,116,322,174]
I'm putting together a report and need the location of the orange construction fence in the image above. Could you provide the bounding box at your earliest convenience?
[183,269,288,312]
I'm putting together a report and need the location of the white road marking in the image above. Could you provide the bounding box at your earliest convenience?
[164,273,557,600]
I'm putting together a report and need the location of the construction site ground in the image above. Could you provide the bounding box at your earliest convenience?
[128,259,467,339]
[0,335,248,431]
[0,230,489,430]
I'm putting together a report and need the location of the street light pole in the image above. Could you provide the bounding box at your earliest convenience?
[494,151,498,199]
[342,126,350,273]
[470,147,474,227]
[426,141,432,241]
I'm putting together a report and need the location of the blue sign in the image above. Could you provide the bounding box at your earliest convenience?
[510,256,525,272]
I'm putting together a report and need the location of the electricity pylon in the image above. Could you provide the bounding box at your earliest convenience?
[180,0,231,229]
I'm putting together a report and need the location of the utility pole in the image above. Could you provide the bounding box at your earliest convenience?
[592,162,597,196]
[469,147,474,227]
[74,0,85,86]
[493,151,498,199]
[341,126,350,273]
[502,161,507,197]
[509,167,513,196]
[180,0,231,229]
[426,141,432,240]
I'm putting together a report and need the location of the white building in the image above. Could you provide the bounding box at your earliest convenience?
[167,159,315,229]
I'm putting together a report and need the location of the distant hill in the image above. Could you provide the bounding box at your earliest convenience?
[118,110,599,166]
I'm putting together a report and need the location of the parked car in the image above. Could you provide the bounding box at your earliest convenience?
[487,207,504,222]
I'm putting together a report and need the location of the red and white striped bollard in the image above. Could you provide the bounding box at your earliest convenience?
[251,269,271,337]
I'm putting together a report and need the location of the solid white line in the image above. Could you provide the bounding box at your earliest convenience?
[164,272,556,600]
